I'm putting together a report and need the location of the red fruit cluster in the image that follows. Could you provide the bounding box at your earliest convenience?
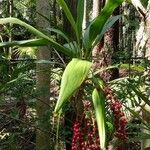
[104,86,128,140]
[71,86,128,150]
[72,117,100,150]
[84,118,100,150]
[72,120,85,150]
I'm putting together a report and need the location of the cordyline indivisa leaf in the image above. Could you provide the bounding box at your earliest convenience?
[54,58,92,114]
[0,17,73,57]
[84,0,124,51]
[92,88,106,150]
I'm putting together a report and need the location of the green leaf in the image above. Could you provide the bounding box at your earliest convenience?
[84,0,124,51]
[0,17,50,40]
[93,15,122,48]
[56,0,77,38]
[0,39,50,47]
[76,0,84,40]
[63,41,80,58]
[129,84,150,106]
[144,147,150,150]
[120,64,144,72]
[54,58,92,114]
[125,106,150,130]
[46,27,70,43]
[92,88,106,150]
[0,17,74,57]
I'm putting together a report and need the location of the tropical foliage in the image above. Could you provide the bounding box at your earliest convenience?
[0,0,149,149]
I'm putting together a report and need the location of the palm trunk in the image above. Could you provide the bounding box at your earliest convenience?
[36,0,51,149]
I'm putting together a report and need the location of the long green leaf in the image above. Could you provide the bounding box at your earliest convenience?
[92,88,106,150]
[0,17,51,40]
[46,27,70,43]
[84,0,124,51]
[0,17,74,57]
[93,15,122,48]
[120,64,144,72]
[0,39,50,47]
[125,105,150,130]
[56,0,77,39]
[76,0,84,41]
[54,58,92,114]
[129,84,150,106]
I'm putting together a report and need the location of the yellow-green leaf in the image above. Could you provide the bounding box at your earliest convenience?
[54,58,92,114]
[92,88,106,150]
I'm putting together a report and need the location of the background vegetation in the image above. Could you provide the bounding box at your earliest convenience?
[0,0,149,150]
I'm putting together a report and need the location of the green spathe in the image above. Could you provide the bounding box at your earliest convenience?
[54,58,92,114]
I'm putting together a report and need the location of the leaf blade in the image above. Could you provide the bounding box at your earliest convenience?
[56,0,77,37]
[76,0,84,39]
[93,15,122,48]
[0,17,74,57]
[92,88,106,150]
[54,58,92,114]
[83,0,124,51]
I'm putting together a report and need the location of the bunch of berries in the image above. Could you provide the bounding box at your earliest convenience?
[71,120,85,150]
[104,86,128,140]
[72,101,100,150]
[83,101,100,149]
[71,118,100,150]
[71,85,128,150]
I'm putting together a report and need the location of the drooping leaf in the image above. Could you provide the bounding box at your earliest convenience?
[54,58,92,114]
[0,17,51,40]
[83,0,124,51]
[0,39,49,47]
[0,17,74,57]
[144,147,150,150]
[92,88,106,150]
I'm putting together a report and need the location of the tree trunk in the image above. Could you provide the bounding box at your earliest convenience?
[134,0,150,61]
[131,0,150,149]
[92,0,100,19]
[36,0,51,149]
[110,7,120,80]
